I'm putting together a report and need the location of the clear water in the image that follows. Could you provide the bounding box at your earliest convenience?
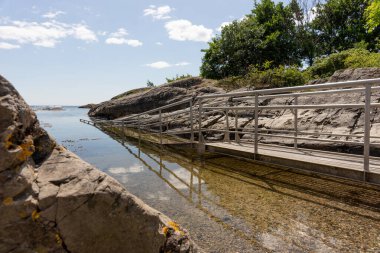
[36,106,380,253]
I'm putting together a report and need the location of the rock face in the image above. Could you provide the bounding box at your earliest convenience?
[0,75,199,253]
[89,77,222,119]
[329,68,380,82]
[78,103,96,109]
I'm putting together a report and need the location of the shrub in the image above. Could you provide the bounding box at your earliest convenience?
[344,49,380,68]
[215,76,247,92]
[244,65,307,89]
[215,65,307,90]
[166,74,193,83]
[146,80,154,87]
[306,48,380,78]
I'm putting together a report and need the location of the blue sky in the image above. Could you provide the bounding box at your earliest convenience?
[1,0,263,105]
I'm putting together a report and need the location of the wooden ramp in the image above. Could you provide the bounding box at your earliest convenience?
[205,142,380,185]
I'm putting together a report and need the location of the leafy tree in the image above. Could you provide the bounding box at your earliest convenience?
[289,0,321,66]
[146,80,154,87]
[312,0,379,54]
[200,0,300,79]
[201,19,265,78]
[366,0,380,32]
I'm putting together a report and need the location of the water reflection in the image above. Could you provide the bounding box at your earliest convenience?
[36,108,380,252]
[100,127,380,253]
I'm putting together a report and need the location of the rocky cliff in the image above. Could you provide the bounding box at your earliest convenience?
[0,75,199,253]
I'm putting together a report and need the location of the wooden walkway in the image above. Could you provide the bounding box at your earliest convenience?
[206,142,380,184]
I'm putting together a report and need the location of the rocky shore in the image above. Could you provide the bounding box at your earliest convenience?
[89,68,380,155]
[78,104,96,109]
[0,75,199,253]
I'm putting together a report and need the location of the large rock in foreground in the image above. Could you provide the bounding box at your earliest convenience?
[0,75,199,253]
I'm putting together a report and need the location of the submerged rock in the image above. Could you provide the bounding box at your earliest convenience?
[0,74,200,253]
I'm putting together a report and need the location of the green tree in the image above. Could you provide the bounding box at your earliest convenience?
[146,80,154,87]
[200,0,300,79]
[366,0,380,32]
[201,19,265,78]
[289,0,321,66]
[312,0,379,54]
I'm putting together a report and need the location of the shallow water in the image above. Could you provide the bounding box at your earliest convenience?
[36,107,380,253]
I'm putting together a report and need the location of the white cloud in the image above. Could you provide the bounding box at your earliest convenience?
[33,39,56,48]
[106,38,142,47]
[146,61,190,69]
[0,42,20,49]
[110,28,128,38]
[105,37,126,45]
[105,28,142,47]
[217,21,232,32]
[175,62,190,66]
[156,42,163,46]
[42,11,65,19]
[143,5,173,20]
[72,24,97,42]
[0,20,97,48]
[165,19,213,42]
[109,164,143,174]
[146,61,171,69]
[125,39,143,47]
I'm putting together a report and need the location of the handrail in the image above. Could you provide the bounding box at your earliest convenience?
[81,78,380,181]
[199,78,380,99]
[203,103,380,110]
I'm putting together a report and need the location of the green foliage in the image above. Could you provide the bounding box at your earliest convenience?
[201,0,380,80]
[215,76,247,92]
[344,48,380,68]
[312,0,379,54]
[165,74,193,83]
[289,0,320,66]
[216,64,307,90]
[146,80,154,87]
[244,65,307,89]
[306,48,380,78]
[200,0,300,79]
[366,0,380,31]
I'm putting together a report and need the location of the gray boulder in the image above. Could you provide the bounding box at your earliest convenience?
[89,77,221,119]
